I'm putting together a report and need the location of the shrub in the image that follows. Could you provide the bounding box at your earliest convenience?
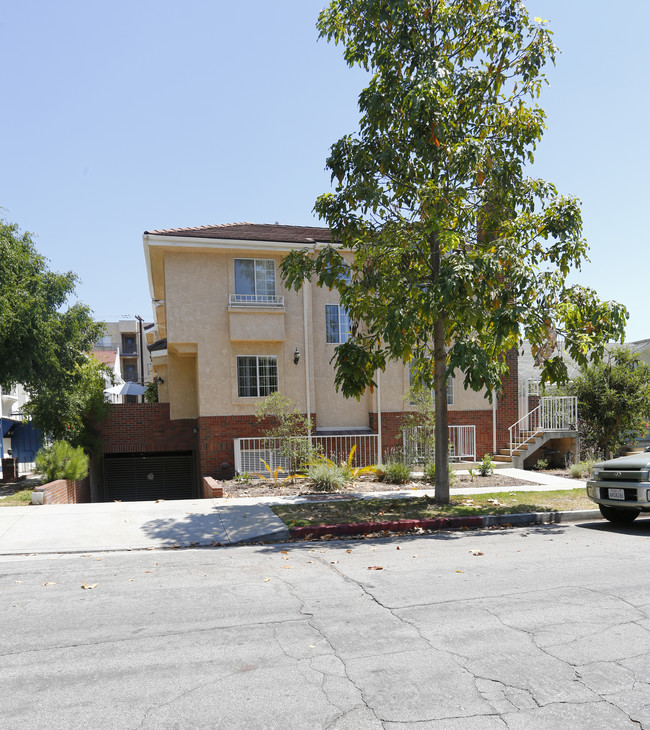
[423,461,458,487]
[534,458,549,471]
[35,441,89,482]
[569,463,585,479]
[306,462,347,492]
[477,453,495,476]
[383,460,411,484]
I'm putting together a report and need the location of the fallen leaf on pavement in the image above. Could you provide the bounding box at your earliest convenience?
[43,582,56,586]
[81,581,97,590]
[345,549,352,554]
[456,570,464,573]
[470,550,484,556]
[264,578,271,582]
[368,566,384,570]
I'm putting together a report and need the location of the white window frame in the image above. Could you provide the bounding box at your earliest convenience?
[325,304,350,344]
[233,258,277,304]
[236,355,278,398]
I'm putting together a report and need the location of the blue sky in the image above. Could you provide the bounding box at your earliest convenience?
[1,1,648,341]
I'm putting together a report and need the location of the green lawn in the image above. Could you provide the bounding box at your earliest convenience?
[0,489,34,507]
[272,489,594,527]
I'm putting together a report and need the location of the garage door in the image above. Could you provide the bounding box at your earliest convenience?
[104,452,195,502]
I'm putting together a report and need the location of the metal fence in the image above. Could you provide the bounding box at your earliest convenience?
[509,396,578,456]
[402,425,476,464]
[233,434,379,476]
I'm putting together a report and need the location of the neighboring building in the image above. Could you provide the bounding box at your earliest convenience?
[91,348,124,404]
[136,222,526,481]
[94,320,154,386]
[0,384,43,479]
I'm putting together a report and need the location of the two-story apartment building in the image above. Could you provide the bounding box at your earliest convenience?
[137,222,518,482]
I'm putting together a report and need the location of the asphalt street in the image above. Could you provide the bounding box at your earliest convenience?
[1,518,649,729]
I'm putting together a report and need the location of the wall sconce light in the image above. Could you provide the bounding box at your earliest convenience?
[154,376,165,385]
[293,347,301,365]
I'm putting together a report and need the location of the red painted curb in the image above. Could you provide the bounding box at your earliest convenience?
[289,515,484,540]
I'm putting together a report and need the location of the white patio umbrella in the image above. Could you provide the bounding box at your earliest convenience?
[104,381,147,396]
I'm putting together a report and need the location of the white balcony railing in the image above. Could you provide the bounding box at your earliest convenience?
[229,294,285,308]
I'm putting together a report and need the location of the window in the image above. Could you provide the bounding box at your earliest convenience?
[325,304,350,344]
[234,259,276,303]
[409,365,454,405]
[237,356,278,397]
[121,334,136,355]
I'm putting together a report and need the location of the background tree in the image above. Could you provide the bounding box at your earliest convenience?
[1,217,106,451]
[281,0,627,502]
[0,218,103,392]
[569,348,650,459]
[24,357,111,454]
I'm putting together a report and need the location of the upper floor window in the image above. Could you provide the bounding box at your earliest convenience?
[237,355,278,397]
[325,304,350,344]
[121,334,137,355]
[233,258,279,305]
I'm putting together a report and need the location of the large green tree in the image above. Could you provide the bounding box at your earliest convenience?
[569,348,650,459]
[281,0,627,502]
[0,218,103,392]
[1,218,105,449]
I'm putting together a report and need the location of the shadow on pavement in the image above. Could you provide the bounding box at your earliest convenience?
[253,521,571,555]
[139,511,227,548]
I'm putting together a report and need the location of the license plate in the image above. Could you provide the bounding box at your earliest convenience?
[608,488,625,500]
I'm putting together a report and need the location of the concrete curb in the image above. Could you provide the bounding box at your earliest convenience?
[288,509,603,540]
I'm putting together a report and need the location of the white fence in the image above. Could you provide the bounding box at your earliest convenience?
[509,396,578,456]
[402,425,476,464]
[234,434,379,476]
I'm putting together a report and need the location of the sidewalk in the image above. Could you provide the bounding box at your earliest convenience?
[0,469,592,555]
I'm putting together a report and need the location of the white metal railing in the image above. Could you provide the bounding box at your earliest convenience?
[402,425,476,464]
[234,434,379,476]
[228,294,285,308]
[509,396,577,456]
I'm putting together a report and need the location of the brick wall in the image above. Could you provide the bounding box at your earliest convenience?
[97,403,197,453]
[33,476,90,504]
[198,413,316,479]
[1,458,18,483]
[496,348,519,451]
[370,410,494,461]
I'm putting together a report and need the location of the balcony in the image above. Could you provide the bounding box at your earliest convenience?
[228,294,284,309]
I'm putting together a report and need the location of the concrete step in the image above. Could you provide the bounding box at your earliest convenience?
[493,455,514,463]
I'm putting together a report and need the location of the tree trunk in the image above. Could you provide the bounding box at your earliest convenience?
[434,317,449,503]
[430,229,449,504]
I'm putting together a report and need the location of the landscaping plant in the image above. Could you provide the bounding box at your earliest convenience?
[306,461,347,492]
[477,453,495,477]
[35,441,89,483]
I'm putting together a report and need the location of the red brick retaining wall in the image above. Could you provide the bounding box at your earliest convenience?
[33,476,90,504]
[97,403,197,454]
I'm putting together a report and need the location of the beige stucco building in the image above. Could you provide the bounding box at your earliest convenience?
[141,222,519,479]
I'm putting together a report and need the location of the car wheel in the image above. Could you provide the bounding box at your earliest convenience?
[599,504,640,524]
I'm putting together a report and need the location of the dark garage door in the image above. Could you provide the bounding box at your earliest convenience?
[104,452,195,502]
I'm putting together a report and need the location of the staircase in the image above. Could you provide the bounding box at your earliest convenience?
[494,397,579,469]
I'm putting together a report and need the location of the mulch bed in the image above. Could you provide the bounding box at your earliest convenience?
[222,472,540,499]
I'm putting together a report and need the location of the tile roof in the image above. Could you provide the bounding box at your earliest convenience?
[144,222,337,244]
[91,349,118,366]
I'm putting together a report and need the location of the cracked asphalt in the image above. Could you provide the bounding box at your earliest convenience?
[1,517,650,729]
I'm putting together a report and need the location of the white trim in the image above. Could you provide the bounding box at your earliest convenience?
[303,285,311,437]
[145,234,344,252]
